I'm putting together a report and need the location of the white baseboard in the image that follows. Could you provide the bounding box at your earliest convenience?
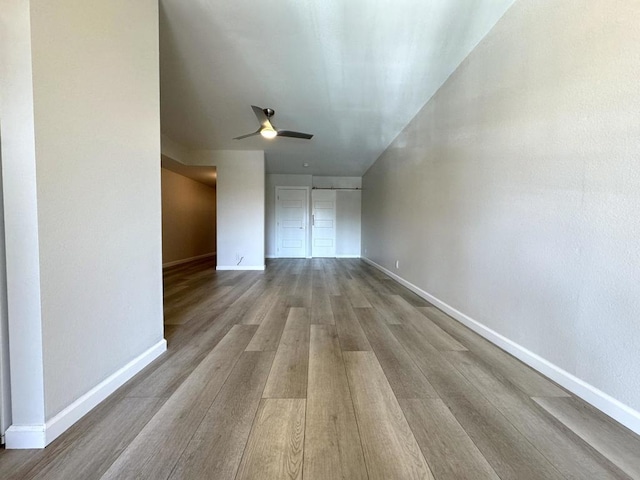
[5,339,167,449]
[265,255,277,259]
[216,265,266,271]
[361,257,640,436]
[5,425,46,449]
[163,252,216,268]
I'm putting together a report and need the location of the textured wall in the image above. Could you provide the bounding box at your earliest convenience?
[161,168,216,265]
[362,0,640,413]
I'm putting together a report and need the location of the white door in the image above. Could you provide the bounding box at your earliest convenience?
[312,190,336,257]
[276,187,308,258]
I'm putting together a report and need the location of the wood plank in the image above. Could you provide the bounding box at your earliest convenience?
[445,350,631,480]
[399,398,500,480]
[304,325,368,480]
[533,396,640,480]
[338,277,372,308]
[355,307,438,398]
[235,399,306,480]
[7,259,640,480]
[333,260,353,279]
[21,397,162,480]
[168,351,275,480]
[359,289,402,324]
[310,291,334,324]
[0,450,43,480]
[126,303,241,398]
[349,264,395,296]
[387,296,466,351]
[286,294,307,308]
[390,324,566,480]
[239,285,281,325]
[322,258,338,276]
[263,307,310,398]
[310,269,335,324]
[245,296,290,351]
[164,285,234,325]
[440,388,566,480]
[423,306,568,397]
[389,324,473,397]
[343,351,434,480]
[330,295,371,351]
[324,273,341,295]
[381,278,432,307]
[101,325,257,480]
[293,268,313,307]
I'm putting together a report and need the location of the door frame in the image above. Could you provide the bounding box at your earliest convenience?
[275,186,310,258]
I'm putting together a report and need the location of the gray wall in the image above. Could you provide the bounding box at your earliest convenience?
[362,0,640,420]
[29,0,164,419]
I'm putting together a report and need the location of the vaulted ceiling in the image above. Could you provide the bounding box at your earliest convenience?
[159,0,516,176]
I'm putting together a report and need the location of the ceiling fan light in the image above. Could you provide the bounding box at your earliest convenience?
[260,127,277,139]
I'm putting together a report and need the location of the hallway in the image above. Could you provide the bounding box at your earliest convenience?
[1,258,639,479]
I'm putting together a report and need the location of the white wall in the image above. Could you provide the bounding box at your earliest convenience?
[362,0,640,431]
[0,0,165,447]
[163,143,266,270]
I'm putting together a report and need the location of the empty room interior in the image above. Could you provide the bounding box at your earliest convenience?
[1,0,640,479]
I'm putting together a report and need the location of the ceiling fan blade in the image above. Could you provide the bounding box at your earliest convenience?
[277,130,314,140]
[251,105,273,129]
[233,129,261,140]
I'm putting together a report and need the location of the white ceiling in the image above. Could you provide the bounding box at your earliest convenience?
[159,0,516,176]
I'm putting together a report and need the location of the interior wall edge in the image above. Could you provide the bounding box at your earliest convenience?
[361,256,640,436]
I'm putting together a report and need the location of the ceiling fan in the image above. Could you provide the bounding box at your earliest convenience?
[233,105,313,140]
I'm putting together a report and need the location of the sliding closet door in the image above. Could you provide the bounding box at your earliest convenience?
[311,189,336,257]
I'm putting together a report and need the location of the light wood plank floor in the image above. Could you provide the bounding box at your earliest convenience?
[2,258,640,479]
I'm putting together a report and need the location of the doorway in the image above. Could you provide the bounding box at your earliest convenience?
[275,187,309,258]
[311,189,336,257]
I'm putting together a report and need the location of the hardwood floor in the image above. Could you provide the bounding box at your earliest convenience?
[2,258,640,479]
